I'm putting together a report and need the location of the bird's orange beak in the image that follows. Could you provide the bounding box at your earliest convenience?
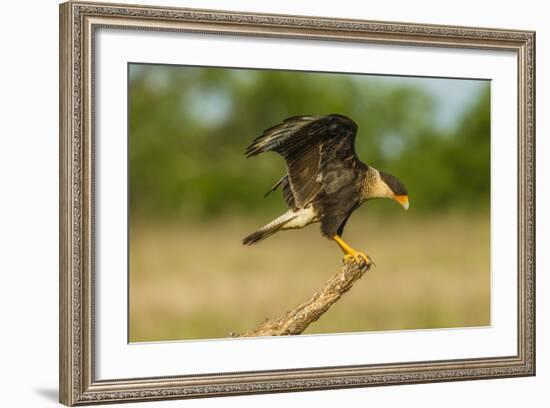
[394,195,409,210]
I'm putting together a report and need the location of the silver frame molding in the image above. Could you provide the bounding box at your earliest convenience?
[59,1,535,405]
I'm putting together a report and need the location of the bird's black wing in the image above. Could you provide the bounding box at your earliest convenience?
[263,175,296,209]
[246,114,360,210]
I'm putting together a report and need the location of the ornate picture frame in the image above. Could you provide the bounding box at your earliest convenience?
[59,1,535,405]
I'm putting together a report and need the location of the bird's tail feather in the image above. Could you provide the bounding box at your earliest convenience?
[242,228,280,246]
[242,211,297,245]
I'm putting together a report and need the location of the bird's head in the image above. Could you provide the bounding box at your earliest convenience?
[376,171,409,210]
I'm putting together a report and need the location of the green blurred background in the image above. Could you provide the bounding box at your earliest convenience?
[129,63,491,342]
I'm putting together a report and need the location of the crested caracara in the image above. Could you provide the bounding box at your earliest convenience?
[243,114,409,265]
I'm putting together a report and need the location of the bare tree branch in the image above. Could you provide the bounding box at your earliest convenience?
[239,260,371,337]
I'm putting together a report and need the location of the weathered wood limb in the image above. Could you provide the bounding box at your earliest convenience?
[240,260,371,337]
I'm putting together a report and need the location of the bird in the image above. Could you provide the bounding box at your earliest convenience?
[242,114,409,266]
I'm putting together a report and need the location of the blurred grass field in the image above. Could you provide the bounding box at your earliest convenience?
[129,211,490,342]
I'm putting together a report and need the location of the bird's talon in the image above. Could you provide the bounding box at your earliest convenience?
[343,251,371,266]
[343,254,355,264]
[357,252,370,266]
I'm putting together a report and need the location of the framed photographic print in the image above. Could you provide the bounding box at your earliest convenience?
[59,1,535,405]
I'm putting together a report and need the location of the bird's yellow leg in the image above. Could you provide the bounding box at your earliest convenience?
[332,235,371,265]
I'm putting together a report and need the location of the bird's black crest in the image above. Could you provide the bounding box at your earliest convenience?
[380,171,408,196]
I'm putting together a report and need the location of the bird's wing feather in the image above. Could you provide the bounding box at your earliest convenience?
[246,114,360,208]
[281,177,297,209]
[264,175,296,209]
[264,175,287,198]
